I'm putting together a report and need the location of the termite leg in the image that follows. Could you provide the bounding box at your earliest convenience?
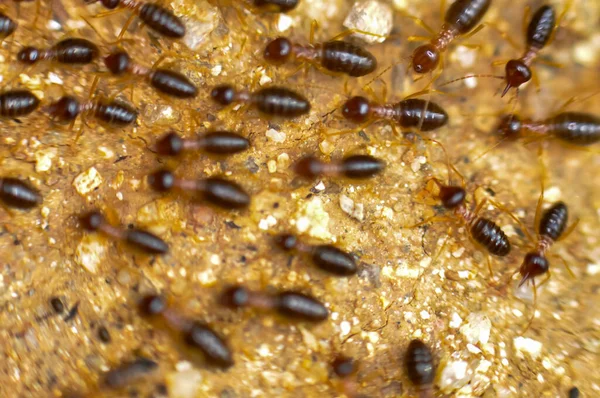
[522,5,531,39]
[398,11,436,36]
[405,215,455,229]
[551,253,575,278]
[483,22,521,50]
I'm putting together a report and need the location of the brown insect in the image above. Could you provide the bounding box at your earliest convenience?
[405,339,435,398]
[294,154,385,180]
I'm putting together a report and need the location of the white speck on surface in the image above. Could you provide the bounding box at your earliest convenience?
[181,3,219,50]
[167,368,202,398]
[277,14,293,31]
[343,0,393,44]
[47,20,62,31]
[453,46,477,67]
[339,194,365,221]
[450,313,463,328]
[116,192,123,201]
[197,269,217,286]
[258,344,271,357]
[259,215,277,230]
[259,73,272,86]
[467,343,482,354]
[47,72,63,85]
[543,186,561,202]
[266,128,286,143]
[452,247,466,258]
[587,262,600,275]
[420,310,430,320]
[465,76,477,88]
[211,64,222,76]
[340,321,351,336]
[35,148,56,172]
[295,196,331,239]
[267,160,277,173]
[460,312,491,344]
[439,360,471,392]
[314,181,325,191]
[98,147,114,159]
[514,337,543,359]
[176,361,192,372]
[210,254,221,265]
[73,167,103,196]
[75,236,106,274]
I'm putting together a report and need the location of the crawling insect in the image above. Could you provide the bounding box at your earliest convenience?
[264,37,377,77]
[154,131,250,156]
[405,339,435,398]
[17,38,99,65]
[45,95,137,126]
[0,177,42,209]
[104,50,198,98]
[211,84,310,118]
[0,89,40,118]
[294,154,384,179]
[0,11,17,38]
[85,0,185,39]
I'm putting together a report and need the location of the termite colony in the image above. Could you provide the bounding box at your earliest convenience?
[0,0,598,396]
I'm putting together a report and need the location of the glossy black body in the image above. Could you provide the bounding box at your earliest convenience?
[527,5,556,49]
[312,245,357,276]
[54,38,99,64]
[470,217,511,256]
[548,112,600,146]
[201,178,250,209]
[104,358,158,389]
[150,69,198,98]
[124,229,169,254]
[0,11,17,38]
[183,322,234,368]
[396,99,448,131]
[445,0,491,34]
[275,292,328,321]
[539,202,568,241]
[138,3,185,38]
[0,90,40,117]
[198,132,250,154]
[321,41,377,77]
[341,155,385,178]
[0,177,42,209]
[95,100,138,125]
[254,87,310,117]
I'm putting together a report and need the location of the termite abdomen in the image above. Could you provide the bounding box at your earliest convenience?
[275,292,328,321]
[538,202,568,240]
[0,12,17,38]
[405,339,435,387]
[104,358,159,389]
[0,90,40,117]
[341,155,385,178]
[150,69,198,98]
[253,0,299,13]
[312,245,357,276]
[0,177,42,209]
[54,38,99,64]
[470,217,511,256]
[254,87,310,117]
[397,99,448,131]
[124,229,169,254]
[527,5,556,49]
[138,3,186,38]
[548,112,600,146]
[445,0,491,34]
[321,41,377,77]
[197,132,250,154]
[94,100,138,125]
[201,178,251,209]
[183,322,234,368]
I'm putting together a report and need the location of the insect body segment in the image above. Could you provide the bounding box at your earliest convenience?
[18,38,99,65]
[405,339,435,398]
[0,177,42,209]
[294,154,385,179]
[0,90,40,117]
[46,95,137,125]
[211,85,310,118]
[155,131,250,156]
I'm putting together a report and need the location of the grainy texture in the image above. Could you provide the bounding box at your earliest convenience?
[0,0,599,397]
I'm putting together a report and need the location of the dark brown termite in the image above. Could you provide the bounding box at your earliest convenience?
[0,89,40,118]
[138,295,234,368]
[0,177,42,209]
[497,112,600,146]
[332,356,360,398]
[221,285,329,322]
[45,95,137,126]
[85,0,185,39]
[155,131,250,156]
[341,96,448,132]
[264,37,377,77]
[104,50,198,98]
[17,38,99,65]
[104,357,158,389]
[294,154,385,179]
[405,339,435,398]
[0,11,17,38]
[79,210,169,255]
[147,169,250,209]
[274,233,357,276]
[410,0,491,74]
[211,84,310,118]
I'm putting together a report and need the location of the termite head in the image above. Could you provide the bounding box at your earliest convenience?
[220,285,250,308]
[138,295,167,316]
[104,50,131,75]
[412,44,440,74]
[17,46,41,64]
[438,185,466,209]
[294,156,326,178]
[264,37,292,65]
[147,169,175,192]
[211,84,236,106]
[519,252,549,287]
[155,131,183,156]
[80,211,105,231]
[342,96,372,123]
[46,95,81,122]
[502,60,532,97]
[496,114,522,139]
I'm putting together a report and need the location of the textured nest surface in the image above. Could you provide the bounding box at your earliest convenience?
[0,0,599,397]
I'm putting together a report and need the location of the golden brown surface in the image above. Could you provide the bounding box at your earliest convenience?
[0,0,599,397]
